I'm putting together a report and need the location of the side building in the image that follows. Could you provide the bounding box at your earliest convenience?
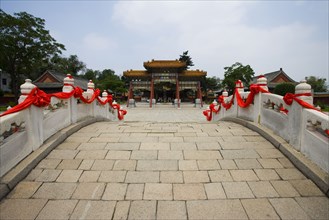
[33,70,88,93]
[252,68,297,93]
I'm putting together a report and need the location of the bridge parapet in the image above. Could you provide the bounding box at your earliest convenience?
[204,77,329,174]
[0,75,127,177]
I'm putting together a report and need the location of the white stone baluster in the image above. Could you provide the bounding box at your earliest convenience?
[62,74,74,92]
[295,80,313,104]
[101,90,110,118]
[288,80,313,150]
[254,75,268,123]
[18,80,44,151]
[63,74,77,123]
[235,80,244,93]
[18,79,36,104]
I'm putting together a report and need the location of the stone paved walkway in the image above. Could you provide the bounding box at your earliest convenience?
[1,105,328,219]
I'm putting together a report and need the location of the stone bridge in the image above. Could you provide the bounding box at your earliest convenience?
[0,76,328,219]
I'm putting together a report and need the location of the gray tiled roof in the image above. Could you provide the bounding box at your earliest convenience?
[252,68,296,87]
[33,70,89,90]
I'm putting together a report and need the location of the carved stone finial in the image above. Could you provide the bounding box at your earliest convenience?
[256,75,269,91]
[64,74,74,85]
[222,89,228,97]
[235,80,244,92]
[63,74,75,92]
[295,80,311,94]
[20,79,36,94]
[19,79,36,103]
[295,80,313,105]
[257,75,267,85]
[102,90,108,97]
[87,80,95,89]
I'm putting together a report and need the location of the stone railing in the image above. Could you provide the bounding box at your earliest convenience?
[0,75,126,177]
[206,77,329,174]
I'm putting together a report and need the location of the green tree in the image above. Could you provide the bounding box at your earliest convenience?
[0,10,65,100]
[48,54,86,76]
[306,76,327,92]
[221,62,255,93]
[274,83,295,96]
[205,76,221,91]
[96,69,127,95]
[98,69,116,81]
[179,50,194,69]
[81,69,100,82]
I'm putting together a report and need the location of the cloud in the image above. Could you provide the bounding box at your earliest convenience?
[82,33,116,51]
[112,1,247,34]
[111,1,328,81]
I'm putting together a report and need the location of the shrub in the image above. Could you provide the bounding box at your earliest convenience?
[0,89,3,97]
[274,83,295,96]
[315,101,327,110]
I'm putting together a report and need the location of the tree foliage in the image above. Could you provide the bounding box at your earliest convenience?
[273,82,295,96]
[306,76,327,92]
[81,69,126,95]
[179,50,194,69]
[81,69,100,82]
[221,62,255,92]
[0,10,65,100]
[48,54,86,76]
[205,76,221,91]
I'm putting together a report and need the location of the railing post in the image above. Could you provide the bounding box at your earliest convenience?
[102,90,110,119]
[234,80,244,117]
[85,80,96,117]
[221,89,228,118]
[19,79,44,151]
[112,100,119,121]
[63,74,77,123]
[288,80,312,150]
[254,75,268,123]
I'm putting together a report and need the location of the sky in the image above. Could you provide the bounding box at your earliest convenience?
[1,0,328,83]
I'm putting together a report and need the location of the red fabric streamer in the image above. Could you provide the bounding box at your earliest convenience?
[235,84,269,108]
[204,83,269,120]
[283,93,321,112]
[111,103,127,120]
[202,103,221,121]
[0,85,127,121]
[209,103,221,113]
[283,93,311,105]
[218,95,234,110]
[203,109,212,121]
[0,87,50,117]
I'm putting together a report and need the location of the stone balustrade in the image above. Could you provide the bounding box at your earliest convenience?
[211,76,329,174]
[0,75,119,177]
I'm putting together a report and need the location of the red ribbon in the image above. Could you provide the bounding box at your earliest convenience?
[283,93,322,113]
[203,109,212,121]
[0,86,127,120]
[202,102,221,121]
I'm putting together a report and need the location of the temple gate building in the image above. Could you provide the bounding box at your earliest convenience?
[123,60,207,108]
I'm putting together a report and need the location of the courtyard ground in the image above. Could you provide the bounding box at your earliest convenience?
[0,104,328,219]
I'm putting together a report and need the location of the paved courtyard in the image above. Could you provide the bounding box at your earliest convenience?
[1,105,328,219]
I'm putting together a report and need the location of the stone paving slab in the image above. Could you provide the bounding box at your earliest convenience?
[1,107,328,219]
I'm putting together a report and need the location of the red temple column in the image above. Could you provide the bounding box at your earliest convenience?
[198,81,203,107]
[150,78,154,108]
[127,81,133,107]
[176,76,180,108]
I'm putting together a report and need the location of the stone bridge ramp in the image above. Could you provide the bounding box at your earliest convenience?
[0,107,328,219]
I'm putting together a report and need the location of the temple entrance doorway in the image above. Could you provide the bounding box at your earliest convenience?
[154,82,175,103]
